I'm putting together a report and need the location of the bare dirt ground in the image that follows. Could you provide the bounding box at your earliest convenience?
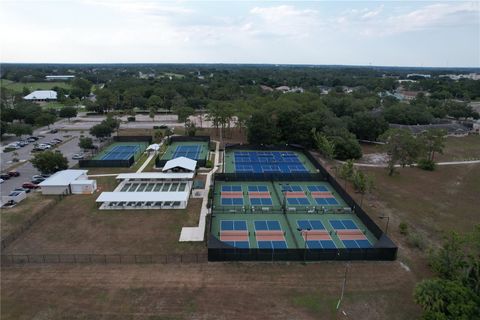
[1,261,419,320]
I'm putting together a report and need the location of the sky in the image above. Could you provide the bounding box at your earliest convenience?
[0,0,479,67]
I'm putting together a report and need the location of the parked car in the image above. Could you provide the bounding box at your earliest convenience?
[49,129,58,133]
[6,143,21,149]
[8,171,20,177]
[0,178,4,184]
[38,144,52,149]
[0,174,11,180]
[22,182,40,189]
[2,200,16,208]
[28,136,39,141]
[31,178,45,184]
[38,135,45,138]
[52,138,63,143]
[41,174,51,178]
[14,187,31,193]
[32,175,45,181]
[72,153,85,160]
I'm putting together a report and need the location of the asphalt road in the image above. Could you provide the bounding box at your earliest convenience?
[1,126,89,197]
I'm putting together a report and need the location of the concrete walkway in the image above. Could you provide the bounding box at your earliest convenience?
[350,159,480,168]
[179,140,219,242]
[136,153,156,173]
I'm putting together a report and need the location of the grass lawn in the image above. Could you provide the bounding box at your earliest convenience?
[360,135,480,162]
[0,193,56,238]
[4,177,205,255]
[41,102,66,111]
[1,80,71,93]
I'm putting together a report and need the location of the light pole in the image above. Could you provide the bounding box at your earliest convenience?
[281,183,289,214]
[378,216,390,235]
[297,227,311,263]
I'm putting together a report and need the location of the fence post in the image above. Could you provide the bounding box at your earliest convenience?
[58,254,61,263]
[104,255,107,264]
[43,255,46,263]
[134,255,137,264]
[73,254,77,263]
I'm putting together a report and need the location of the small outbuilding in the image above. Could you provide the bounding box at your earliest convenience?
[38,169,96,195]
[162,157,197,173]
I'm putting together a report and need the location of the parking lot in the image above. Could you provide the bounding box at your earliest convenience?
[1,128,92,197]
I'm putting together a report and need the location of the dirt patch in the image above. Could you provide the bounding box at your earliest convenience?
[1,261,419,320]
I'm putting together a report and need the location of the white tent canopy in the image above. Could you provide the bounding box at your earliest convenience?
[146,144,160,151]
[116,172,194,180]
[162,157,197,172]
[96,191,189,203]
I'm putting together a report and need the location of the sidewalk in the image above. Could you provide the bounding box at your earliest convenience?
[179,140,219,242]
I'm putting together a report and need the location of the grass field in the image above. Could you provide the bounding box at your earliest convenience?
[0,79,71,93]
[360,135,480,162]
[2,140,478,319]
[3,177,204,255]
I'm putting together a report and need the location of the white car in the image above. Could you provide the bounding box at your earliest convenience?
[6,143,21,149]
[38,144,52,149]
[72,153,85,160]
[0,178,4,184]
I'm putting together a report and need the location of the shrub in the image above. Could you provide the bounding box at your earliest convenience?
[205,160,213,168]
[418,158,436,171]
[127,116,136,122]
[399,222,409,235]
[408,233,426,251]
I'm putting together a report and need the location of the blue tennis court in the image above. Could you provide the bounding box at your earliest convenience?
[330,219,358,230]
[222,185,242,192]
[297,220,336,249]
[280,185,303,192]
[233,151,308,173]
[254,220,288,249]
[315,198,339,205]
[220,220,249,248]
[173,145,201,160]
[307,185,329,192]
[287,197,310,205]
[248,185,268,192]
[101,145,140,160]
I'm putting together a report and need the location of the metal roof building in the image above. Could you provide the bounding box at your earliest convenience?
[23,90,57,101]
[38,170,96,195]
[162,157,197,173]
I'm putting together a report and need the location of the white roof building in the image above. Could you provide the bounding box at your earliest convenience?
[23,90,57,101]
[38,170,96,195]
[117,172,194,180]
[162,157,197,172]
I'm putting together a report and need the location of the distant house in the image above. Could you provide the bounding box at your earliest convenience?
[45,75,75,81]
[275,86,304,93]
[260,85,274,92]
[23,90,57,102]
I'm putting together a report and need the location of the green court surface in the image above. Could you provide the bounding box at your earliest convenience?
[92,142,148,161]
[211,213,296,249]
[210,212,377,249]
[213,181,346,213]
[160,141,209,161]
[223,149,318,173]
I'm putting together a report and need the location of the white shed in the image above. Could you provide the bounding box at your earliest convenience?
[38,170,91,195]
[70,180,97,194]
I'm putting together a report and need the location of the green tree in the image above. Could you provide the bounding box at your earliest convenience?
[349,112,389,141]
[71,78,92,99]
[35,112,57,128]
[338,159,355,189]
[185,119,197,136]
[328,129,362,160]
[95,88,115,112]
[174,106,195,126]
[414,279,479,320]
[311,128,335,160]
[420,129,447,162]
[31,151,69,174]
[59,106,77,121]
[78,137,94,150]
[7,123,33,137]
[247,111,279,145]
[89,123,113,139]
[380,129,422,176]
[352,170,374,206]
[149,107,156,122]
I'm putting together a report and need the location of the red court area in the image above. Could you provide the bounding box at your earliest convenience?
[301,230,332,241]
[254,230,286,241]
[220,230,249,241]
[248,191,271,198]
[311,191,334,198]
[285,191,306,198]
[336,229,367,240]
[221,191,243,198]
